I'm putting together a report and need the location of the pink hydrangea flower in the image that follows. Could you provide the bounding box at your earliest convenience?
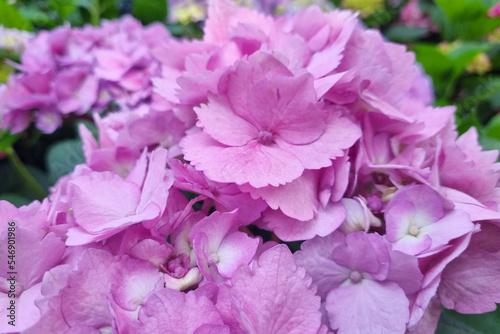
[295,231,423,333]
[385,185,475,256]
[182,51,360,188]
[190,211,259,281]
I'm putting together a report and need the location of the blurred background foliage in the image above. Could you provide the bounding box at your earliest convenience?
[1,0,500,332]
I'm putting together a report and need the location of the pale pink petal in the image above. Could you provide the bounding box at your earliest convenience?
[265,201,345,242]
[111,258,162,311]
[69,171,141,232]
[216,231,259,278]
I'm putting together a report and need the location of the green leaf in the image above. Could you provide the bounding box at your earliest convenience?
[0,193,31,207]
[18,6,52,27]
[433,0,500,40]
[484,114,500,140]
[413,44,454,98]
[50,0,78,21]
[436,307,500,334]
[46,139,85,183]
[456,107,481,134]
[132,0,167,24]
[479,136,500,153]
[25,165,52,192]
[0,0,33,31]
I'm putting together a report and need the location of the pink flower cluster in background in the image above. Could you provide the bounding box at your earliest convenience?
[0,16,170,134]
[3,0,500,333]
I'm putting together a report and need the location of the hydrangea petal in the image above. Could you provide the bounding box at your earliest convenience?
[131,288,225,333]
[182,132,303,187]
[218,245,322,334]
[325,280,409,334]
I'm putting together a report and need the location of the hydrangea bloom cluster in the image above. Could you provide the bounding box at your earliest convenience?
[4,0,500,333]
[0,16,170,134]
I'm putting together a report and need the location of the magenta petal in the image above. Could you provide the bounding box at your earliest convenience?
[242,169,320,221]
[0,227,65,289]
[0,283,42,333]
[131,288,224,333]
[220,245,322,334]
[183,132,303,187]
[195,94,258,146]
[265,201,345,242]
[325,280,409,334]
[246,74,326,145]
[331,232,391,280]
[61,249,115,328]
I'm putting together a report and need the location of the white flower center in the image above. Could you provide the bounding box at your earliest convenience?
[408,225,419,236]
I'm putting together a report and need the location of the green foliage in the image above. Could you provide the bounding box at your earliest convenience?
[0,0,33,30]
[437,308,500,334]
[413,42,489,99]
[433,0,500,41]
[132,0,167,25]
[46,139,85,183]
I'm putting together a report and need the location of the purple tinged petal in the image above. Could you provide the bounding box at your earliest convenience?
[137,149,172,207]
[406,297,441,334]
[331,232,391,281]
[386,250,423,294]
[246,74,326,145]
[295,233,351,300]
[325,280,409,334]
[438,249,500,313]
[129,239,174,267]
[420,210,474,251]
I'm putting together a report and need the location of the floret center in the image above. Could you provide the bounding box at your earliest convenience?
[349,270,363,283]
[258,130,274,144]
[408,225,420,236]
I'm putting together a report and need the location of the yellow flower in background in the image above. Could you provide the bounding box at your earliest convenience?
[341,0,384,18]
[466,53,492,75]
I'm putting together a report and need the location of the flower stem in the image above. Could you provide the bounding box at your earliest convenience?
[5,146,47,200]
